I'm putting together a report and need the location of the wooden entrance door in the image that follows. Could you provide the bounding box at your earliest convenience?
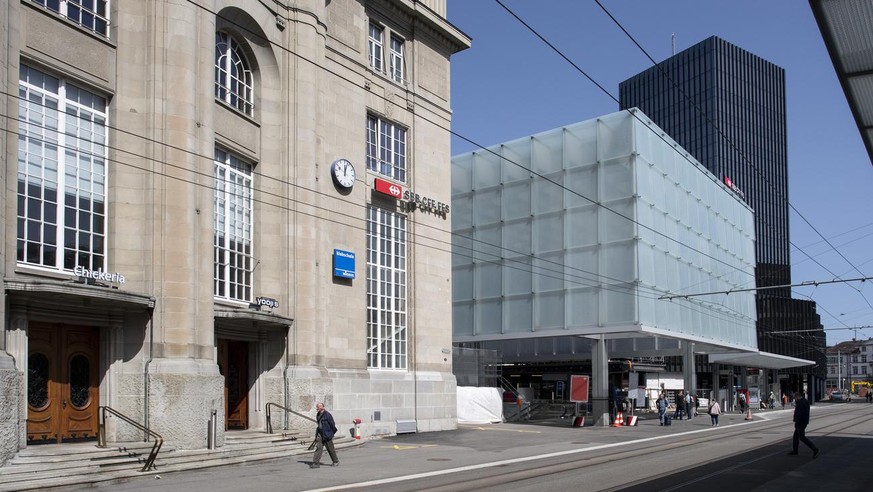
[218,339,249,430]
[27,324,100,443]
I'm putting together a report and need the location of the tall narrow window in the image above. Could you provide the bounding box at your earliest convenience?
[215,31,254,116]
[389,35,404,83]
[18,65,107,273]
[366,115,406,182]
[366,206,407,370]
[31,0,110,36]
[214,148,253,302]
[368,23,384,72]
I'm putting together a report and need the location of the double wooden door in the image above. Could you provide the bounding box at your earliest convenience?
[218,339,249,430]
[27,324,100,443]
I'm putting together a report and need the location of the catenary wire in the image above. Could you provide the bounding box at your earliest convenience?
[4,105,755,327]
[591,0,873,313]
[4,1,760,309]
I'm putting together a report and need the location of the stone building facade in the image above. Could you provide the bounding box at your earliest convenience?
[0,0,469,464]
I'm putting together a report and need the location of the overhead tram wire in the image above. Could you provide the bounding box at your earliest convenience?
[658,276,873,300]
[1,98,700,310]
[4,1,760,313]
[592,0,873,311]
[190,0,768,327]
[179,0,761,283]
[4,107,755,327]
[4,2,758,326]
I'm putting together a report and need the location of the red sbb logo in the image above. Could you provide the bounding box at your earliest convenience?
[374,178,403,199]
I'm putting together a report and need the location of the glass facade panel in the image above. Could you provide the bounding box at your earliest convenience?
[452,110,757,349]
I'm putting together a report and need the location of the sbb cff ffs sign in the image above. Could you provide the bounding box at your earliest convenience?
[374,178,402,199]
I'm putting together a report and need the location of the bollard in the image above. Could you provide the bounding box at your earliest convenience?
[353,418,362,439]
[207,410,217,449]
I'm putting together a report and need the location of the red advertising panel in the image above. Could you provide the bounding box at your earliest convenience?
[374,178,402,199]
[570,375,589,403]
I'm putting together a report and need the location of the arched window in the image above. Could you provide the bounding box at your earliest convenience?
[215,31,254,116]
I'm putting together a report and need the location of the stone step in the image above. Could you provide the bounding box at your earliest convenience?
[0,434,361,492]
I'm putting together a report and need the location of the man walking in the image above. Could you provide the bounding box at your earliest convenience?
[310,402,340,468]
[657,393,669,426]
[788,392,819,458]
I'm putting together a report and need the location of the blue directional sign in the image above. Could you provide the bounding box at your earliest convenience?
[333,249,355,279]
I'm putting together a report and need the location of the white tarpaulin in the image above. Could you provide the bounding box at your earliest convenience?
[457,387,504,424]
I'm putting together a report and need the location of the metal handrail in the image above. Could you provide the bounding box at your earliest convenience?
[97,406,163,472]
[265,402,316,434]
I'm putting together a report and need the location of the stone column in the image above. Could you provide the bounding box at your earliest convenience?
[591,336,609,426]
[0,0,23,466]
[111,1,223,449]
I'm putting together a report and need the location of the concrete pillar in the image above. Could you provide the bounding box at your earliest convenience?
[591,336,609,426]
[683,342,696,392]
[711,363,720,403]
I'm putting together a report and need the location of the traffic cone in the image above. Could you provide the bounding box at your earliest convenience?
[612,411,624,427]
[744,407,753,421]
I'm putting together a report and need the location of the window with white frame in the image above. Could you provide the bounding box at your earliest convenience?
[215,31,254,116]
[31,0,110,36]
[366,114,406,182]
[18,65,107,273]
[214,148,254,302]
[389,34,404,83]
[366,206,407,370]
[368,23,384,72]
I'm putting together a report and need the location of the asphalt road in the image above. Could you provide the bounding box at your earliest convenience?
[94,400,873,492]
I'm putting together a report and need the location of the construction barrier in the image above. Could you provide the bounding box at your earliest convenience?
[624,415,638,426]
[572,416,585,427]
[612,411,624,427]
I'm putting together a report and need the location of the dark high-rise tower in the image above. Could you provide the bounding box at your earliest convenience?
[619,36,826,386]
[620,36,790,293]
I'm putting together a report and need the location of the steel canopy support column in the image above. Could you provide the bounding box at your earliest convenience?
[683,342,696,393]
[592,336,609,426]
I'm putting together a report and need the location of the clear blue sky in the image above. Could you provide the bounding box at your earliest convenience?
[446,0,873,346]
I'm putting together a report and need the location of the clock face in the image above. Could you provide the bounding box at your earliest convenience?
[331,159,356,189]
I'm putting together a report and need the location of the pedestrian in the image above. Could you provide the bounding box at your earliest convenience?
[768,391,776,410]
[738,391,747,413]
[708,399,720,426]
[788,392,819,458]
[782,393,788,408]
[685,392,694,419]
[674,391,684,420]
[867,390,872,404]
[657,393,669,426]
[310,402,340,468]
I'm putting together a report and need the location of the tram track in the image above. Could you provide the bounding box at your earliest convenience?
[357,404,872,492]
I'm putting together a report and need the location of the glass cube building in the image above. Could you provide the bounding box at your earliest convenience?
[451,110,758,355]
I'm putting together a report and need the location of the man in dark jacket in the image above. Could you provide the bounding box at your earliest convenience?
[310,402,339,468]
[788,392,819,458]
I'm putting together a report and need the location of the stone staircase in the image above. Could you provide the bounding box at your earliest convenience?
[0,430,361,491]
